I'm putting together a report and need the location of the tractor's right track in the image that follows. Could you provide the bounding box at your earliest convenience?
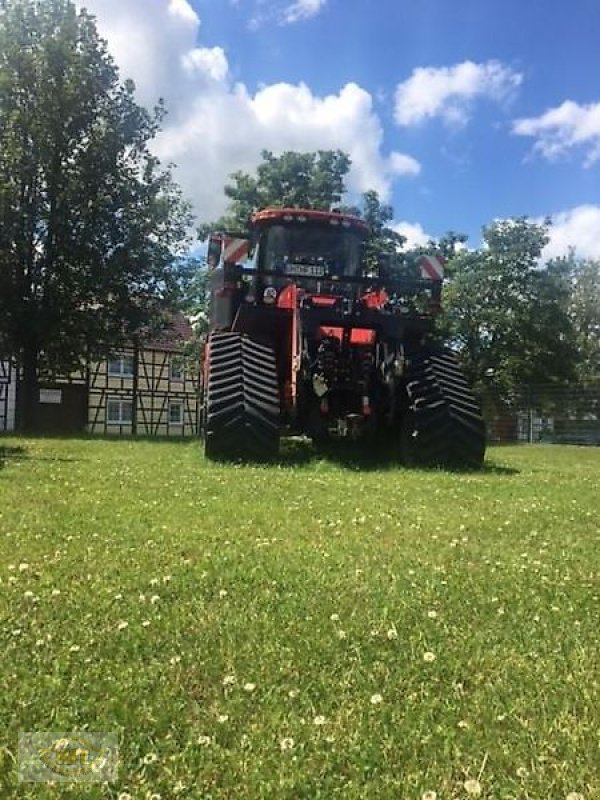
[405,347,486,467]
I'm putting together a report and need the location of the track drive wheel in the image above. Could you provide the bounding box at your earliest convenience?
[404,347,486,468]
[204,332,280,460]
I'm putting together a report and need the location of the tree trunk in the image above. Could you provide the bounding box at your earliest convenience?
[19,345,40,433]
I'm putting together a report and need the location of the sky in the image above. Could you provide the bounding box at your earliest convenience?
[75,0,600,259]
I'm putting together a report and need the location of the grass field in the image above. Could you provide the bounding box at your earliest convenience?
[0,436,599,799]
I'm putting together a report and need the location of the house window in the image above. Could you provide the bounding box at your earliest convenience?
[170,356,184,381]
[107,398,133,424]
[169,401,183,425]
[108,355,134,377]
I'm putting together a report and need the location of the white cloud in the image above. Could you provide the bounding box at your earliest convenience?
[392,221,432,248]
[76,0,419,223]
[541,205,600,261]
[388,152,421,177]
[282,0,326,23]
[513,100,600,165]
[394,60,523,127]
[246,0,326,28]
[182,47,229,82]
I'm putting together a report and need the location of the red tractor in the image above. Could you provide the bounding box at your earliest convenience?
[201,207,486,465]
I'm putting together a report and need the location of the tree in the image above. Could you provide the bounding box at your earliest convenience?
[355,190,406,274]
[441,218,578,405]
[199,149,351,236]
[561,256,600,381]
[0,0,192,429]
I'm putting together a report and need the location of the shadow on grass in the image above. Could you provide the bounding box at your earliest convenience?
[0,444,28,470]
[207,437,521,475]
[4,433,519,476]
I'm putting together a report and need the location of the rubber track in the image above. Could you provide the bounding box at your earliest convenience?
[405,348,486,467]
[204,332,280,460]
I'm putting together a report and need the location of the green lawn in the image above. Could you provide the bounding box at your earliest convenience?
[0,437,599,799]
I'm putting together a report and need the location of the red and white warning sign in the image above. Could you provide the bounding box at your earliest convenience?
[419,254,445,281]
[222,237,250,264]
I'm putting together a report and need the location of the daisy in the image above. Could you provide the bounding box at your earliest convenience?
[464,778,482,796]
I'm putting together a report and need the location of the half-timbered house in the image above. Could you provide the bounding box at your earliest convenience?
[0,315,199,437]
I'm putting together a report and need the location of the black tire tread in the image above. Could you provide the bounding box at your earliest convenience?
[405,347,486,467]
[204,332,280,460]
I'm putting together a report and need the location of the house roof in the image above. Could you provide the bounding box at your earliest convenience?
[143,312,194,352]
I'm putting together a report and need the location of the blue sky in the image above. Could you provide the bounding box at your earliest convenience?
[79,0,600,257]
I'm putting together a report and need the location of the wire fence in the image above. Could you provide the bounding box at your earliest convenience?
[484,383,600,445]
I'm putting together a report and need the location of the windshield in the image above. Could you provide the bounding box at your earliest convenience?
[262,224,363,277]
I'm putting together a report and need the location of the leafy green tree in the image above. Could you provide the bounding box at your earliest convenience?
[562,256,600,381]
[0,0,192,429]
[441,218,578,405]
[199,149,351,236]
[356,190,406,274]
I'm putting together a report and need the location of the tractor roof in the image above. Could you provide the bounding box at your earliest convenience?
[250,207,370,236]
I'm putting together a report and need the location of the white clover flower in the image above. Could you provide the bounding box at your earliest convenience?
[313,715,327,726]
[23,590,35,599]
[117,620,128,631]
[464,779,482,796]
[150,595,160,605]
[243,682,256,693]
[51,589,61,597]
[169,655,181,666]
[219,589,228,599]
[217,714,229,724]
[142,620,151,628]
[566,794,585,800]
[197,735,212,746]
[222,675,236,686]
[422,792,437,800]
[457,719,469,729]
[330,613,340,622]
[370,693,383,705]
[423,651,436,662]
[143,753,158,765]
[279,737,295,751]
[149,578,160,587]
[288,689,299,699]
[386,627,398,640]
[337,630,347,640]
[516,767,528,778]
[18,563,29,572]
[427,610,438,619]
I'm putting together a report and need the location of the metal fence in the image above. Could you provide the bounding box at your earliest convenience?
[484,383,600,444]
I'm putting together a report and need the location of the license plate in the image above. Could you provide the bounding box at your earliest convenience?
[286,263,326,277]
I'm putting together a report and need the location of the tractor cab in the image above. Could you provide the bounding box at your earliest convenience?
[252,208,368,284]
